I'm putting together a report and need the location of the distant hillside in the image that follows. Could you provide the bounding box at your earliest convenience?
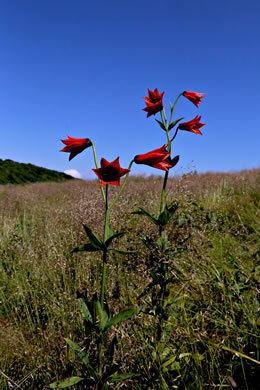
[0,159,75,184]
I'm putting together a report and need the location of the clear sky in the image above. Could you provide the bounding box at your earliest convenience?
[1,0,260,179]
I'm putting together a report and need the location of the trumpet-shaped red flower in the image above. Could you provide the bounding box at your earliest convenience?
[134,144,173,172]
[60,135,92,161]
[183,91,205,108]
[178,116,205,135]
[142,88,164,117]
[92,157,130,187]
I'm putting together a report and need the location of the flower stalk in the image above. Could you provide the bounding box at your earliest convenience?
[100,185,109,307]
[92,142,106,202]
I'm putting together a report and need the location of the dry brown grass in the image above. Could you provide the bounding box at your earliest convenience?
[0,169,259,389]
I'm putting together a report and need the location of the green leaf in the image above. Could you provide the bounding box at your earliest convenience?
[168,117,184,130]
[78,298,92,323]
[162,356,176,368]
[155,119,167,131]
[83,224,105,250]
[65,338,89,366]
[72,243,101,253]
[110,373,140,382]
[87,293,99,324]
[105,231,125,248]
[158,202,178,226]
[109,248,136,256]
[105,308,139,330]
[132,208,159,226]
[106,335,118,366]
[95,300,108,330]
[169,155,179,169]
[216,344,260,365]
[49,376,84,388]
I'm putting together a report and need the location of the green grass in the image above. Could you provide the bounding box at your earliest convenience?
[0,170,259,389]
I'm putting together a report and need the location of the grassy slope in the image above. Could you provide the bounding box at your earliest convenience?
[0,159,74,184]
[0,170,259,389]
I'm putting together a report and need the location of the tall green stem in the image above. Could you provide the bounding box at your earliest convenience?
[100,185,109,308]
[157,93,184,366]
[160,171,168,214]
[160,127,171,214]
[100,252,107,309]
[98,186,110,377]
[92,142,105,203]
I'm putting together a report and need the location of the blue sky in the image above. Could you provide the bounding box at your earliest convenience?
[1,0,259,179]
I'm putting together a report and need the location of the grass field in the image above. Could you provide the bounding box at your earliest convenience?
[0,169,259,389]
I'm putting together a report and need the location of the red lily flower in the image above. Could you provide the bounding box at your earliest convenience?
[183,91,205,108]
[60,135,92,161]
[134,144,173,172]
[92,157,130,187]
[142,88,164,117]
[178,116,205,135]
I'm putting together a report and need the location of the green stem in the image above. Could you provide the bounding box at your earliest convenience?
[160,110,166,128]
[166,129,171,153]
[98,186,109,377]
[160,171,168,214]
[100,185,109,308]
[169,92,183,125]
[163,108,167,128]
[98,332,103,375]
[160,126,171,214]
[100,252,107,309]
[159,93,183,214]
[92,142,105,203]
[108,160,134,211]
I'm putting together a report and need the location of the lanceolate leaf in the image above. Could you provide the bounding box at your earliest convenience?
[64,338,89,366]
[106,335,118,366]
[169,155,179,168]
[49,376,85,388]
[78,297,92,323]
[105,308,139,330]
[109,248,137,256]
[132,208,159,226]
[95,300,108,330]
[168,202,178,214]
[158,202,178,226]
[110,373,140,382]
[155,119,167,131]
[168,117,184,130]
[87,293,99,325]
[71,243,101,253]
[105,232,125,248]
[83,224,105,250]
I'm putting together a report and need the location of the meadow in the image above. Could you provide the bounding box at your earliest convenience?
[0,169,259,389]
